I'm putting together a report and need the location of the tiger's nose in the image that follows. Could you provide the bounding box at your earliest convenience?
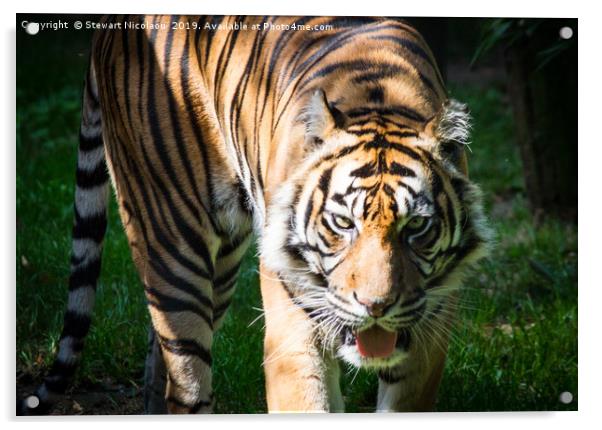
[353,292,398,317]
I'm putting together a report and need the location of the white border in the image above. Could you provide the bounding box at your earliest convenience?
[3,1,599,429]
[4,0,585,17]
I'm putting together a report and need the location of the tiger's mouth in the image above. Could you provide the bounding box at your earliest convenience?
[341,325,411,358]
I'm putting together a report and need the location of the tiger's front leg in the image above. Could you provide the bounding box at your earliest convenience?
[260,263,344,413]
[145,269,216,414]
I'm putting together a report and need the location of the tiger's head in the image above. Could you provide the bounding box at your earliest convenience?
[261,89,492,370]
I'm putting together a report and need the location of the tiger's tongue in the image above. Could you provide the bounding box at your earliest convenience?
[356,326,398,358]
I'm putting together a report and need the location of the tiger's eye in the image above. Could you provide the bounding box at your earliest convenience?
[332,214,354,230]
[406,216,427,230]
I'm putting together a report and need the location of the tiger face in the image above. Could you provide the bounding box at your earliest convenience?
[261,89,491,371]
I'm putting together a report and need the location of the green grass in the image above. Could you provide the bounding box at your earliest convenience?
[16,31,577,413]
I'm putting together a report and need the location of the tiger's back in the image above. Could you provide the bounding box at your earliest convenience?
[97,15,446,228]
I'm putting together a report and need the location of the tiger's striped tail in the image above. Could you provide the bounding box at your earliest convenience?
[18,65,109,415]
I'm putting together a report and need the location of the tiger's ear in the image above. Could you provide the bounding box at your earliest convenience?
[302,89,347,147]
[426,99,472,172]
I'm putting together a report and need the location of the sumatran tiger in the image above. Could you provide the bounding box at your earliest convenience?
[19,15,491,414]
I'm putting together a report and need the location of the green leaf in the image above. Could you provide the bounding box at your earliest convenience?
[471,19,514,67]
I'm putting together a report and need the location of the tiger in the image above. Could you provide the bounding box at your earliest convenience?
[18,15,491,414]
